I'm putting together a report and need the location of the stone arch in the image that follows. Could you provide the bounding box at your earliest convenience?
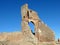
[21,4,55,42]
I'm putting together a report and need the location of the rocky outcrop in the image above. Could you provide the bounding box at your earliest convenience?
[0,4,55,45]
[21,4,55,42]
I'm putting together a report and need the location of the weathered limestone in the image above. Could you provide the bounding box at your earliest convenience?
[21,4,55,42]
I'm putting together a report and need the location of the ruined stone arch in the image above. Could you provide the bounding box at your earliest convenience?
[21,4,55,42]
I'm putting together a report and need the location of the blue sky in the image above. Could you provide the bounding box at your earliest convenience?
[0,0,60,40]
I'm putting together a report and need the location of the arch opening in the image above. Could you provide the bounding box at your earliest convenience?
[28,21,35,35]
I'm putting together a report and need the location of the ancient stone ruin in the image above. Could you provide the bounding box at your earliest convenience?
[0,4,55,45]
[21,4,55,42]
